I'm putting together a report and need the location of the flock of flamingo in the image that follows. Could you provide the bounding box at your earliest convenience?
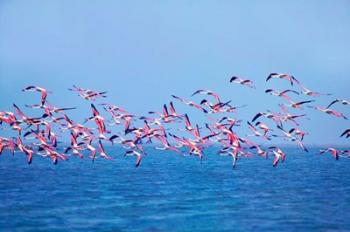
[0,73,349,168]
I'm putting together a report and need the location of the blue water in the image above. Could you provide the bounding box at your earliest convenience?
[0,147,349,231]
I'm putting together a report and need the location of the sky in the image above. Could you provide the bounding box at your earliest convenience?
[0,0,349,145]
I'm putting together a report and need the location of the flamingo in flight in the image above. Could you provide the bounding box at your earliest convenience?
[25,102,76,118]
[289,128,308,141]
[13,104,43,127]
[0,111,17,126]
[249,143,268,159]
[310,106,348,120]
[182,114,196,135]
[217,117,242,127]
[149,104,181,123]
[87,104,107,139]
[23,129,49,147]
[230,76,255,88]
[265,89,299,101]
[98,140,112,160]
[247,121,272,140]
[218,147,242,169]
[278,104,307,126]
[320,148,339,160]
[298,85,331,97]
[252,111,282,125]
[38,144,67,165]
[255,122,273,136]
[69,85,107,101]
[326,99,350,109]
[22,86,49,106]
[268,147,286,167]
[154,134,181,154]
[199,99,236,114]
[100,103,128,114]
[276,125,308,152]
[286,100,315,110]
[340,129,350,138]
[191,90,221,103]
[125,150,142,167]
[64,133,84,159]
[16,137,34,164]
[0,137,16,156]
[266,73,300,86]
[168,133,204,161]
[172,95,208,113]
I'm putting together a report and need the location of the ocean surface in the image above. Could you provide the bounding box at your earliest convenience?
[0,146,349,232]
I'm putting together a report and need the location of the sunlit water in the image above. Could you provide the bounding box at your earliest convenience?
[0,147,349,231]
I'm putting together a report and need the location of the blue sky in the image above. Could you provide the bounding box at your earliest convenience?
[0,1,349,145]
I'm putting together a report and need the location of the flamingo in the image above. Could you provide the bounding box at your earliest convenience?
[249,144,268,159]
[287,100,314,109]
[217,117,242,127]
[230,76,255,88]
[252,111,282,125]
[169,101,182,118]
[0,111,22,134]
[154,134,181,153]
[268,147,286,167]
[148,104,181,123]
[138,120,164,142]
[38,144,67,165]
[255,122,273,136]
[266,73,300,86]
[265,89,299,101]
[172,95,208,113]
[25,102,76,118]
[247,121,271,140]
[16,137,34,164]
[183,114,196,135]
[64,133,84,158]
[189,146,204,161]
[86,139,97,161]
[217,126,240,147]
[168,132,204,160]
[340,129,350,138]
[98,140,112,159]
[299,85,331,97]
[289,128,308,141]
[191,89,221,102]
[87,104,107,139]
[62,114,93,137]
[218,148,239,169]
[340,150,350,157]
[326,99,350,109]
[200,100,243,114]
[276,125,308,152]
[100,103,128,114]
[22,86,49,105]
[320,148,339,160]
[311,106,348,120]
[0,111,17,126]
[23,130,48,146]
[69,85,107,101]
[0,137,17,156]
[13,104,43,126]
[278,104,308,126]
[125,150,142,167]
[118,137,144,152]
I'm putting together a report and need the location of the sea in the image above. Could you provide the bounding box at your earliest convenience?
[0,146,349,232]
